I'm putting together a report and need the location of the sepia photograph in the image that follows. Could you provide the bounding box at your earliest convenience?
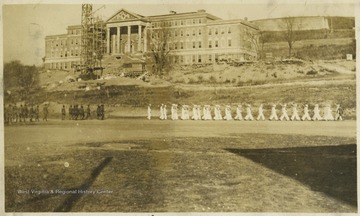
[1,0,358,214]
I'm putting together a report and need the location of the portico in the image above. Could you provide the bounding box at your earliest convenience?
[105,9,149,55]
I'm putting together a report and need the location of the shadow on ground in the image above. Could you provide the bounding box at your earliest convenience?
[225,144,357,207]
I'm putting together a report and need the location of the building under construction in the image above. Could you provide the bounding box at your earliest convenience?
[43,5,260,75]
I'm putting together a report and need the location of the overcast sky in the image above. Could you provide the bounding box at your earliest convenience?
[2,0,357,65]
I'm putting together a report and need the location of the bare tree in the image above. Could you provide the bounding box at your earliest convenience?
[283,17,298,58]
[148,22,173,76]
[245,29,269,60]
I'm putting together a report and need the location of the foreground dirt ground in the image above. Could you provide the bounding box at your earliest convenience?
[4,119,357,212]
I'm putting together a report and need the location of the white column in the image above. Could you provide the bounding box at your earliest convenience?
[138,25,142,52]
[127,25,131,53]
[144,26,147,52]
[117,26,120,54]
[106,27,110,54]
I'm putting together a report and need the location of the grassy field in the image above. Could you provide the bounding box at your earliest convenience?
[4,119,357,212]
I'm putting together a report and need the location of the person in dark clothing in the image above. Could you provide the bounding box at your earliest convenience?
[101,104,105,120]
[96,105,101,120]
[61,105,66,120]
[86,105,91,120]
[79,105,85,120]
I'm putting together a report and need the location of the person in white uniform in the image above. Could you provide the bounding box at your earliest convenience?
[280,104,290,121]
[159,104,164,120]
[171,104,178,120]
[244,104,254,121]
[234,105,243,120]
[224,105,233,120]
[197,105,202,121]
[192,105,198,120]
[163,105,167,120]
[256,104,265,121]
[290,103,300,121]
[301,104,311,121]
[214,105,222,120]
[269,104,279,121]
[147,104,151,120]
[204,105,212,120]
[323,104,334,121]
[312,104,322,121]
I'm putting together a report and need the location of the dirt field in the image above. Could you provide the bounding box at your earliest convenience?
[4,118,357,212]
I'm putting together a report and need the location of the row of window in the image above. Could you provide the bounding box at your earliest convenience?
[151,18,204,28]
[163,39,232,50]
[48,61,80,70]
[151,26,232,39]
[47,38,81,48]
[68,29,81,35]
[49,49,80,58]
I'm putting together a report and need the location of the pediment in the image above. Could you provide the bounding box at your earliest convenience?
[107,9,143,22]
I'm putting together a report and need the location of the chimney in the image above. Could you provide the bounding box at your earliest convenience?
[197,9,206,13]
[170,10,177,14]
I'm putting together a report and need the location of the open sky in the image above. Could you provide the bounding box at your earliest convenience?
[1,0,357,66]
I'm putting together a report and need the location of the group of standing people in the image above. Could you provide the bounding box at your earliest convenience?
[63,104,105,120]
[4,103,49,124]
[147,103,344,121]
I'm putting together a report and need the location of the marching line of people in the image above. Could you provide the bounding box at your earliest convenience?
[147,103,344,121]
[63,104,105,120]
[4,104,49,124]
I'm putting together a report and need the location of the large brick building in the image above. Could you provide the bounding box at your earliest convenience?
[44,8,259,71]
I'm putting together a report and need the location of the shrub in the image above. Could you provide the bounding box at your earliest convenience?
[197,75,204,83]
[208,75,217,83]
[188,78,196,84]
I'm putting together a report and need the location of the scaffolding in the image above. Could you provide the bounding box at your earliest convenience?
[80,4,106,76]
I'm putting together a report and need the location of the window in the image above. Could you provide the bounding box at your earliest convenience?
[192,29,195,36]
[186,31,189,36]
[75,39,78,45]
[175,30,178,37]
[192,55,196,62]
[209,29,212,35]
[193,41,196,49]
[193,19,196,24]
[181,20,184,25]
[198,29,201,35]
[199,18,202,24]
[180,56,184,63]
[215,28,218,34]
[175,21,178,26]
[208,54,212,62]
[198,41,201,48]
[228,27,232,34]
[174,42,178,50]
[221,28,224,34]
[71,39,73,45]
[180,42,184,49]
[209,41,212,48]
[215,40,218,47]
[198,55,202,63]
[180,30,183,36]
[228,39,232,47]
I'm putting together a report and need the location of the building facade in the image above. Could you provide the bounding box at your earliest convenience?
[44,8,259,70]
[44,25,82,70]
